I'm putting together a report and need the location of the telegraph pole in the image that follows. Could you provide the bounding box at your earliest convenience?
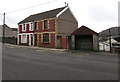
[2,13,5,44]
[109,28,112,53]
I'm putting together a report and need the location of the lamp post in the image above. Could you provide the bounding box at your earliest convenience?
[2,13,5,44]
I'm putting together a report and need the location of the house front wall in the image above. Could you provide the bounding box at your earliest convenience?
[34,18,56,32]
[18,22,34,46]
[18,33,34,46]
[35,33,55,48]
[34,18,56,48]
[18,18,56,47]
[18,22,34,34]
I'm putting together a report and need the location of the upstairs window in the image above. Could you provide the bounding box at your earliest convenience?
[30,22,34,31]
[43,33,49,42]
[34,22,38,30]
[44,20,48,29]
[22,24,26,32]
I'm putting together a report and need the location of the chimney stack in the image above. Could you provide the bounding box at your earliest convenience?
[65,2,68,7]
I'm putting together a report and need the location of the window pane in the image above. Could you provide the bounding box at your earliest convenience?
[34,22,37,30]
[44,20,48,29]
[22,35,26,43]
[30,23,33,31]
[43,33,49,42]
[22,24,26,31]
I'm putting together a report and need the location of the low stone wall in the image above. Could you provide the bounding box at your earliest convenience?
[0,37,17,45]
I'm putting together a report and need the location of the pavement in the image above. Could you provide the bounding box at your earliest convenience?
[4,43,66,51]
[2,43,118,80]
[4,43,118,56]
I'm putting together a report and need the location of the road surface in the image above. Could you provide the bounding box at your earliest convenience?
[2,44,118,80]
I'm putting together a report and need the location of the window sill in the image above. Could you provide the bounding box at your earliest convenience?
[22,30,26,32]
[42,42,50,44]
[29,30,34,32]
[29,30,34,31]
[43,29,49,31]
[21,42,27,44]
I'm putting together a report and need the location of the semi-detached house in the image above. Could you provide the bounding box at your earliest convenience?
[18,6,78,49]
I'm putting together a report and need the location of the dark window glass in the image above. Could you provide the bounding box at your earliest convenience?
[43,33,49,42]
[34,22,37,30]
[23,24,26,31]
[44,20,48,29]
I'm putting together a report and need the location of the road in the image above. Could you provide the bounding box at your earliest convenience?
[2,44,118,80]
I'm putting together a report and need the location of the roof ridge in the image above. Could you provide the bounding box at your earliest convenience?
[31,6,66,16]
[72,26,98,35]
[81,26,98,34]
[18,6,66,24]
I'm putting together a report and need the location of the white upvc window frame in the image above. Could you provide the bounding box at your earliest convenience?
[22,24,26,32]
[21,34,27,43]
[29,22,34,31]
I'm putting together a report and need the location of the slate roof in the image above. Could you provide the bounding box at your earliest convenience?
[11,28,18,31]
[18,7,66,24]
[72,25,98,35]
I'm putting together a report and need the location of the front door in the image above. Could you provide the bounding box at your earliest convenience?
[29,34,33,46]
[34,34,37,46]
[30,34,33,46]
[62,36,67,49]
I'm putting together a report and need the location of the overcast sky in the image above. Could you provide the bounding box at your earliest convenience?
[0,0,119,32]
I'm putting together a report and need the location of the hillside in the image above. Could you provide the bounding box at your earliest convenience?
[99,27,120,37]
[99,27,120,42]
